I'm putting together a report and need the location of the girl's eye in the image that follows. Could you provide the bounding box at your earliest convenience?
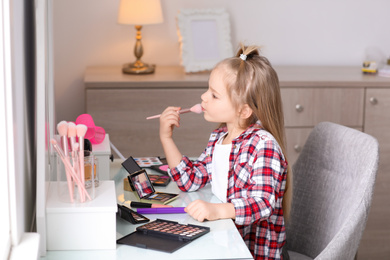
[212,93,217,99]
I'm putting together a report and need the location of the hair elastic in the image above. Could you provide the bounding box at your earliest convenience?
[240,54,247,61]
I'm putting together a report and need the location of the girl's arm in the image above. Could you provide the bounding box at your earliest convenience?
[159,106,183,168]
[185,200,235,222]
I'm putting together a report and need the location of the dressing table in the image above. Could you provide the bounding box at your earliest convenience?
[40,159,254,259]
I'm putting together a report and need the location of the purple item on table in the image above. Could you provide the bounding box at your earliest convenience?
[137,207,186,214]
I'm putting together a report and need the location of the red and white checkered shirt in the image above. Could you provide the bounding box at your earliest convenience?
[169,121,288,260]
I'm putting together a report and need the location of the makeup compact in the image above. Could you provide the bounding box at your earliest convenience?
[117,219,210,253]
[117,204,149,224]
[150,157,169,175]
[122,156,169,187]
[122,156,178,204]
[150,164,169,175]
[127,170,178,205]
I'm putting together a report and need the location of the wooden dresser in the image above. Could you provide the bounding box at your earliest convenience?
[85,65,390,259]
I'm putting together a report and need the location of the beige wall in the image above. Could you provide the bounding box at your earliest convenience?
[53,0,390,122]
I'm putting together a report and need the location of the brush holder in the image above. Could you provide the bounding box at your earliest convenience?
[56,153,95,203]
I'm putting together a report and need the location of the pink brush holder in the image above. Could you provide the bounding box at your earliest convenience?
[76,114,106,144]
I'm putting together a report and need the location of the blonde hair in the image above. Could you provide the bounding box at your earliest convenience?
[215,43,292,220]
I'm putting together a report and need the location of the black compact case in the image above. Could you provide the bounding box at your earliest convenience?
[117,204,149,224]
[121,156,142,190]
[117,219,210,253]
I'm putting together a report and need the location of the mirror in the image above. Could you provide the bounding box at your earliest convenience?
[35,0,55,256]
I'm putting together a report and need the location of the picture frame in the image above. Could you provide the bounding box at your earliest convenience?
[177,8,233,73]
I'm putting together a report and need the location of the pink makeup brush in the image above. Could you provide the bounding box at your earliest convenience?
[67,122,77,151]
[76,124,88,192]
[57,121,73,202]
[72,143,84,202]
[51,139,91,201]
[146,103,203,120]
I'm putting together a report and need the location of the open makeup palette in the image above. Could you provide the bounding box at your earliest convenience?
[117,219,210,253]
[122,156,177,204]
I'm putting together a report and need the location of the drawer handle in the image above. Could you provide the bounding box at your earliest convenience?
[295,104,304,113]
[369,97,378,105]
[294,145,302,153]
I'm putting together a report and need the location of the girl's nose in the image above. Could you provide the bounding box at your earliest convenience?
[201,91,207,102]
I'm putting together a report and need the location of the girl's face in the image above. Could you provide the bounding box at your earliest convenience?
[201,67,238,124]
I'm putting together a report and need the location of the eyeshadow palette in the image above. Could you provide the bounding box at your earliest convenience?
[117,219,210,253]
[127,169,178,204]
[148,174,170,186]
[133,157,162,167]
[137,219,210,241]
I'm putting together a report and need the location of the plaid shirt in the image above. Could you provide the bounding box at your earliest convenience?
[169,121,288,260]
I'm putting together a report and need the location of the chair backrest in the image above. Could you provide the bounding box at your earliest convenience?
[286,122,379,259]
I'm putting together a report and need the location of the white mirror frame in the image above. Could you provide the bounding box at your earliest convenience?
[177,8,233,73]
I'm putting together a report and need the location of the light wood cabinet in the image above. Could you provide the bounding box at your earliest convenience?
[85,66,390,259]
[282,88,364,165]
[360,88,390,259]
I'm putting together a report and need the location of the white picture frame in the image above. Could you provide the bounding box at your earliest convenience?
[177,8,233,73]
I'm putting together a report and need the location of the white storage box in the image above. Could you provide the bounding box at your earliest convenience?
[46,181,117,250]
[92,134,112,180]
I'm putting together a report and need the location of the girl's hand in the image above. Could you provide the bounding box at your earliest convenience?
[185,200,236,222]
[159,106,181,140]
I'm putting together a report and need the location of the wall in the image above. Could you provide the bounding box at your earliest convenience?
[53,0,390,122]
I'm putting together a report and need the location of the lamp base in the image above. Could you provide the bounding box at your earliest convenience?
[122,61,155,75]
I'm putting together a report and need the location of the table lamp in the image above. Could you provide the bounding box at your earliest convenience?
[118,0,163,74]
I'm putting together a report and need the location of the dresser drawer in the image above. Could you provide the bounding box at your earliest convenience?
[285,128,312,166]
[281,88,364,127]
[285,126,363,166]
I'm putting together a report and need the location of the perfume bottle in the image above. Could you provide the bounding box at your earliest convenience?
[84,150,99,188]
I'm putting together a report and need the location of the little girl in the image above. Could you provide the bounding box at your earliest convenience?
[159,44,292,260]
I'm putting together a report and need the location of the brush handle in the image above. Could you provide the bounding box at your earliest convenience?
[78,138,85,201]
[60,136,74,202]
[146,108,192,120]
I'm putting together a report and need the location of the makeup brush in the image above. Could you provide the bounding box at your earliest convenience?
[67,122,77,152]
[146,103,203,120]
[57,121,73,202]
[72,143,85,202]
[51,139,91,201]
[57,121,69,152]
[76,124,88,194]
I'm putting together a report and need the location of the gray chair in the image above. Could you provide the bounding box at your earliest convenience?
[286,122,379,260]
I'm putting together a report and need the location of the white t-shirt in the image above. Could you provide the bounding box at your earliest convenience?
[211,133,232,203]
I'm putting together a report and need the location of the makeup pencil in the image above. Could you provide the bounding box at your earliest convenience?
[129,201,173,208]
[136,207,186,214]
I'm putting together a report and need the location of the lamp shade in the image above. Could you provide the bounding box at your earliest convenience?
[118,0,163,25]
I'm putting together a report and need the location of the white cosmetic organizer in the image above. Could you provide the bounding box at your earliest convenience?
[46,180,117,250]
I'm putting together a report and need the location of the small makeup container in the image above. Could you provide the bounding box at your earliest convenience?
[84,151,99,188]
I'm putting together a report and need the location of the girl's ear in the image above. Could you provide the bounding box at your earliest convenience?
[239,104,253,119]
